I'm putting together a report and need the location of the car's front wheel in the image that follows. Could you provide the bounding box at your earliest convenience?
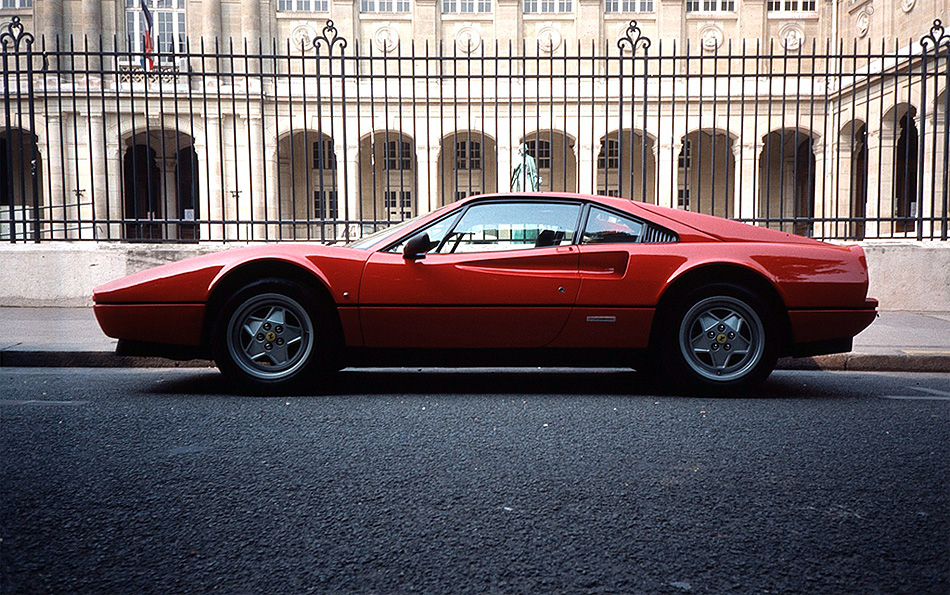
[661,283,779,394]
[212,279,336,392]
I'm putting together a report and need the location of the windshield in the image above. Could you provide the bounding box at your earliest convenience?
[346,217,422,250]
[347,203,457,250]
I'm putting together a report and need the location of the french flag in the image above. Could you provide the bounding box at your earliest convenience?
[141,0,154,70]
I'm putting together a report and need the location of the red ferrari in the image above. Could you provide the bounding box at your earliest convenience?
[93,193,877,394]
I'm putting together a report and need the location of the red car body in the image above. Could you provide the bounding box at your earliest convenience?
[94,193,877,393]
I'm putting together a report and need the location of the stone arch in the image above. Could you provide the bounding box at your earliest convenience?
[121,128,198,241]
[275,129,338,240]
[0,127,43,240]
[678,129,736,219]
[839,119,868,240]
[437,130,498,207]
[358,130,417,225]
[518,130,577,193]
[758,127,817,236]
[881,103,918,233]
[597,129,656,204]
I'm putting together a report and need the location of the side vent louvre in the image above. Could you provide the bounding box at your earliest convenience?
[643,224,678,244]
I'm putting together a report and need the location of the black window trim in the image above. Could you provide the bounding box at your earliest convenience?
[382,196,587,255]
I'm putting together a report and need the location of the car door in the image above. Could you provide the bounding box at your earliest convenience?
[550,205,682,349]
[359,199,583,349]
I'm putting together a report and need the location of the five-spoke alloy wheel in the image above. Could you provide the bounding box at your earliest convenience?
[213,278,336,392]
[661,283,779,394]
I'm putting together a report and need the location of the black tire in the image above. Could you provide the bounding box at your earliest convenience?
[659,283,779,395]
[211,278,339,393]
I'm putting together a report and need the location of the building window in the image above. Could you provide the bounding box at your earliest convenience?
[767,0,814,9]
[524,0,572,13]
[524,140,551,169]
[312,140,336,170]
[1,0,33,8]
[687,0,732,10]
[605,0,653,12]
[362,0,411,12]
[598,139,620,169]
[278,0,330,11]
[456,141,482,170]
[385,191,413,218]
[314,190,339,219]
[677,188,690,209]
[125,0,186,55]
[678,140,691,169]
[385,141,413,171]
[443,0,491,12]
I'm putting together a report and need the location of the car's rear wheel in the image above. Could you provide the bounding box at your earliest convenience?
[213,278,335,392]
[661,283,778,394]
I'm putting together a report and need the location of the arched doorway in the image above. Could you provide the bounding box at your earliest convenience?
[276,131,338,240]
[122,130,199,241]
[0,128,43,240]
[437,131,498,206]
[597,129,656,203]
[758,129,816,236]
[519,130,577,193]
[358,131,417,226]
[679,130,735,219]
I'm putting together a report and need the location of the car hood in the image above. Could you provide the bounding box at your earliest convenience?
[94,243,363,304]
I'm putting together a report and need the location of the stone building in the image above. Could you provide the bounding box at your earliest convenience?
[0,0,947,243]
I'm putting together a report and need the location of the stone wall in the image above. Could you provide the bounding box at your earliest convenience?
[0,241,947,311]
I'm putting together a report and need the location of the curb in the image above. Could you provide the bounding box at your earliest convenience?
[2,349,949,373]
[0,350,213,369]
[778,354,950,374]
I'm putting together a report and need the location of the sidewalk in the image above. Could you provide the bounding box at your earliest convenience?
[0,307,948,372]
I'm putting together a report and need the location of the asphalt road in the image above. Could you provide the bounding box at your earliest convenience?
[1,368,948,595]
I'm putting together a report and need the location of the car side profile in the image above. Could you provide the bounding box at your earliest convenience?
[93,193,878,394]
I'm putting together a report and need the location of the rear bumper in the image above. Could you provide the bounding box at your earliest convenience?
[787,298,878,354]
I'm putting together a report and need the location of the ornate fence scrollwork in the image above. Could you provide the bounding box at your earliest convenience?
[617,20,651,53]
[0,16,33,51]
[314,20,347,53]
[920,19,949,51]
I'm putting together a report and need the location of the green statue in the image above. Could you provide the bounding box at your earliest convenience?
[510,143,541,192]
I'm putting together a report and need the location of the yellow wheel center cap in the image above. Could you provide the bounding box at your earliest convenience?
[716,334,728,344]
[265,331,277,342]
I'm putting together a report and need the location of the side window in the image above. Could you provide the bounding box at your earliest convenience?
[437,202,580,254]
[388,211,462,255]
[582,207,644,244]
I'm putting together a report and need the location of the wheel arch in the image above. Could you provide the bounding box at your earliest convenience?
[201,259,342,350]
[650,263,792,354]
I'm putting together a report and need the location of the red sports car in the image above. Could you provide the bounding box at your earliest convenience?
[93,193,877,394]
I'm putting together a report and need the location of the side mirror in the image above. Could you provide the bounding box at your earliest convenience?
[403,233,431,261]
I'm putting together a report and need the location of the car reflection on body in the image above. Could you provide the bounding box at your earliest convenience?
[93,192,877,394]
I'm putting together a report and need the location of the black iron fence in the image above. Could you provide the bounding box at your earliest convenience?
[1,16,949,243]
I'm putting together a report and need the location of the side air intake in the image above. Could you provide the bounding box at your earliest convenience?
[642,224,678,244]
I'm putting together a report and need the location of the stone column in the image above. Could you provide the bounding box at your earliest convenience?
[864,126,882,238]
[82,0,103,71]
[577,136,596,196]
[241,0,263,73]
[37,0,65,49]
[162,157,180,240]
[204,115,224,240]
[810,141,826,238]
[656,141,678,210]
[89,114,108,239]
[345,145,361,238]
[250,114,267,240]
[45,114,66,238]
